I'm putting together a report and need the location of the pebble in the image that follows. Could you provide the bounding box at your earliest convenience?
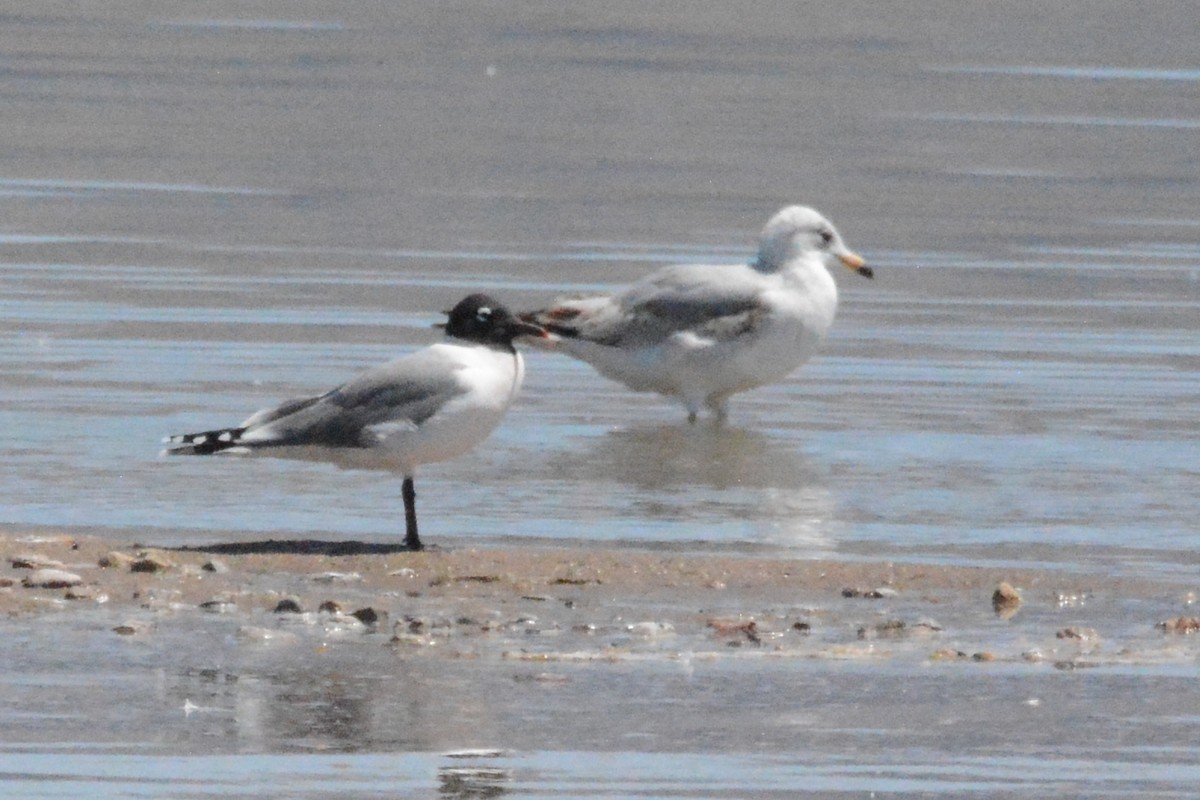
[1156,617,1200,634]
[10,554,65,570]
[130,552,174,573]
[858,619,908,639]
[65,586,107,603]
[318,600,343,614]
[273,598,303,614]
[201,559,230,574]
[98,551,135,569]
[1056,627,1100,642]
[199,597,237,614]
[992,582,1022,617]
[352,607,382,627]
[842,587,897,599]
[707,618,760,643]
[22,568,83,589]
[113,620,151,636]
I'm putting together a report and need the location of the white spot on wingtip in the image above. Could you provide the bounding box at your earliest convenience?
[194,435,208,445]
[218,431,233,442]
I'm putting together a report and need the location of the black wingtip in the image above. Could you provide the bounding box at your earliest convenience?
[163,427,246,455]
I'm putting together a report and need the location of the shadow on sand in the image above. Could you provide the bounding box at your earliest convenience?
[164,539,421,556]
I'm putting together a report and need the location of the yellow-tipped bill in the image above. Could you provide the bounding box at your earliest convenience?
[838,250,873,279]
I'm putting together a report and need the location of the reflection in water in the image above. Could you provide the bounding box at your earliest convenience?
[228,423,809,490]
[438,766,511,798]
[268,675,375,748]
[199,421,844,552]
[541,423,840,552]
[559,423,816,491]
[173,658,504,753]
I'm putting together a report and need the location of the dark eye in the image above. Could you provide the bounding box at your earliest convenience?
[819,229,834,245]
[475,307,492,322]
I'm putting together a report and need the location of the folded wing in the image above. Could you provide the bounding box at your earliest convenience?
[528,263,768,348]
[166,350,467,454]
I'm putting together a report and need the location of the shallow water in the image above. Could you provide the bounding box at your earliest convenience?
[6,599,1200,799]
[1,1,1198,796]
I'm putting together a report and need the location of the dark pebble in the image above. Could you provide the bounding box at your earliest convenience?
[352,607,380,626]
[273,598,303,614]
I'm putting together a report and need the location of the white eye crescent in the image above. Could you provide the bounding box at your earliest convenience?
[476,307,492,321]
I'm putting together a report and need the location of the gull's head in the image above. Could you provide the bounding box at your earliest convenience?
[437,293,549,345]
[756,205,872,279]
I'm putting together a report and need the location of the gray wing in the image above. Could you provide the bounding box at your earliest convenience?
[554,263,768,347]
[239,349,466,447]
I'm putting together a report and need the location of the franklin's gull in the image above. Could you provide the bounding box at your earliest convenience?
[164,294,547,550]
[522,205,872,421]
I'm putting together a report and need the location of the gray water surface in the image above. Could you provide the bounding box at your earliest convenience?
[1,2,1198,797]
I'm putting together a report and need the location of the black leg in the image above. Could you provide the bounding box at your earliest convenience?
[402,476,422,551]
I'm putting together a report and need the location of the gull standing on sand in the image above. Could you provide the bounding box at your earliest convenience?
[163,294,548,550]
[521,205,873,422]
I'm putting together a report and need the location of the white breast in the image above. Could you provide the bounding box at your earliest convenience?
[374,345,524,473]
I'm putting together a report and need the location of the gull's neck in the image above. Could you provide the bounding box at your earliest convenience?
[446,335,519,355]
[752,247,820,275]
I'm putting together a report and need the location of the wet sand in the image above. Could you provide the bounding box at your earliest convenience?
[7,530,1200,797]
[5,529,1196,668]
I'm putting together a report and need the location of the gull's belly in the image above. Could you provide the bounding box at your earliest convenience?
[375,399,509,467]
[667,314,823,395]
[372,349,523,472]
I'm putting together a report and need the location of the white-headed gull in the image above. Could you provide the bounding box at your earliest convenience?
[522,205,872,421]
[164,294,548,550]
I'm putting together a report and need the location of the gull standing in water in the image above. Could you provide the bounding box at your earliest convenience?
[522,205,872,422]
[164,294,548,550]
